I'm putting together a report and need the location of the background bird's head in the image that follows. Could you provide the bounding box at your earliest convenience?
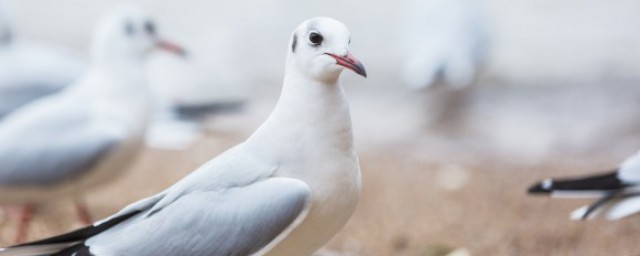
[91,4,184,66]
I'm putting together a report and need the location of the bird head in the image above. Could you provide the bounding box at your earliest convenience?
[287,17,366,83]
[91,4,185,65]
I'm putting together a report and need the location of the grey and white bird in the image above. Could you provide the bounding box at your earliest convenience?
[0,0,85,118]
[399,0,488,90]
[0,5,184,243]
[528,151,640,220]
[0,16,366,255]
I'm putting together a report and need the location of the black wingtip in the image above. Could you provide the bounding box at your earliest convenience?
[13,210,142,248]
[527,169,626,195]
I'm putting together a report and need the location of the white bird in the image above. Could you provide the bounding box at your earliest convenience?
[0,5,184,243]
[0,16,366,255]
[0,0,85,118]
[399,0,488,90]
[529,150,640,220]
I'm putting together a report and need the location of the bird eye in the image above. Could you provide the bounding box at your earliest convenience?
[308,31,323,45]
[145,21,156,35]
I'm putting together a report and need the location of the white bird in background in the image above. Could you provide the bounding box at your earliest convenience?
[0,0,85,118]
[529,151,640,220]
[399,0,488,90]
[0,16,366,255]
[0,5,185,243]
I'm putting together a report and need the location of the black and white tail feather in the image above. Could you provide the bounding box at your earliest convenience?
[528,151,640,220]
[0,191,164,256]
[0,210,142,256]
[528,170,628,197]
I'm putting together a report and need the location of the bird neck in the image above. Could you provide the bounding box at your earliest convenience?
[88,49,147,97]
[78,64,150,126]
[246,71,354,158]
[92,51,145,72]
[90,61,146,94]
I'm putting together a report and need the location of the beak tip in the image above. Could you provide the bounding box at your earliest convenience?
[357,66,367,78]
[325,52,367,78]
[351,61,367,78]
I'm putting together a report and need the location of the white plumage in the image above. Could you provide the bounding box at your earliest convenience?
[0,16,366,255]
[0,4,184,243]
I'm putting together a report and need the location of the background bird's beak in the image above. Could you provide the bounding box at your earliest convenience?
[156,39,187,57]
[326,52,367,77]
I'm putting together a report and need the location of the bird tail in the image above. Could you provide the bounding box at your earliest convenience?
[0,210,142,256]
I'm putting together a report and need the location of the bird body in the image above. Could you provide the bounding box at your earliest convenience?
[0,4,185,243]
[0,14,153,204]
[0,78,149,204]
[248,71,361,255]
[0,16,366,255]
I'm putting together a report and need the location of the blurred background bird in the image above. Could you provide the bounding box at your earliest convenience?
[396,0,488,134]
[0,4,184,243]
[399,0,488,90]
[0,0,85,119]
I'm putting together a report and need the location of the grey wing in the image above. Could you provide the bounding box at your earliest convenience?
[87,177,311,256]
[0,83,63,117]
[0,110,123,186]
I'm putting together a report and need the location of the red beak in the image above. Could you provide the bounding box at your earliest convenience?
[325,52,367,78]
[156,39,187,57]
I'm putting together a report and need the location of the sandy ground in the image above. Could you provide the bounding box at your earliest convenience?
[1,85,640,256]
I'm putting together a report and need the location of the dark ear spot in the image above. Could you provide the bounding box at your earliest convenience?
[291,33,297,53]
[124,21,135,36]
[145,21,156,35]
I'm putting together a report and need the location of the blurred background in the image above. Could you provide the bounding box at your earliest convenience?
[2,0,640,255]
